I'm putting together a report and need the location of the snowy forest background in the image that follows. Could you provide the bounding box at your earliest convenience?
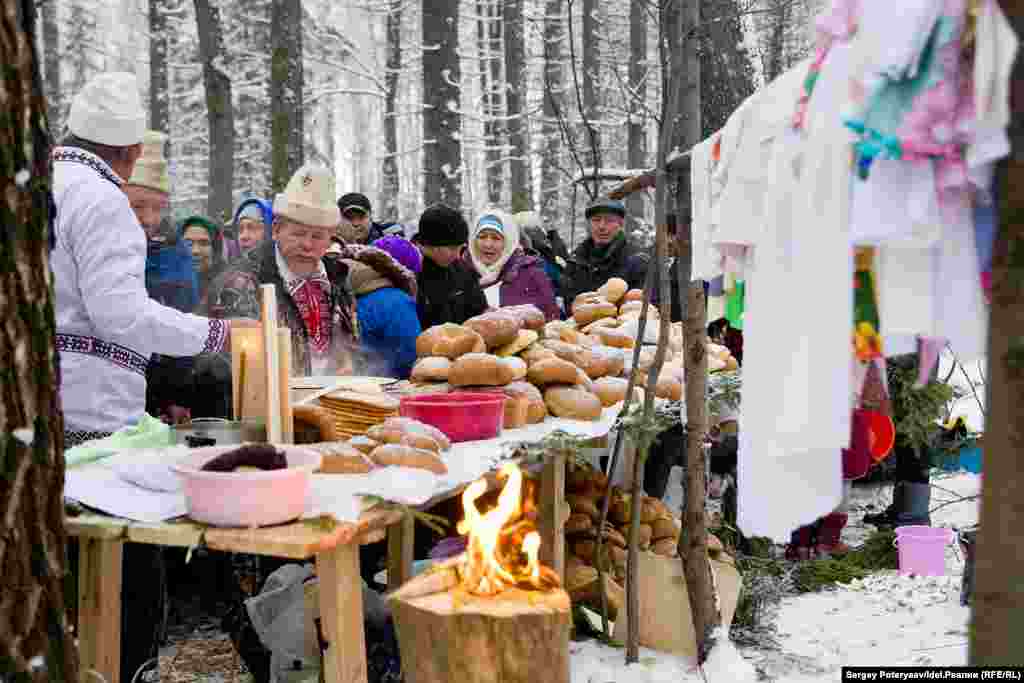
[38,0,822,248]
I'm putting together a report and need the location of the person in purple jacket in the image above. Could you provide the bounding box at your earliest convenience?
[465,208,560,320]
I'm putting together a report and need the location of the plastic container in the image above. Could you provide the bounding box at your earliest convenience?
[399,391,507,443]
[172,445,322,527]
[894,525,954,576]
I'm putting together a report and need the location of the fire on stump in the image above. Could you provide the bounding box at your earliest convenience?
[389,462,571,683]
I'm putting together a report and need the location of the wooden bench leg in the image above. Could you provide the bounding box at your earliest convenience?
[386,514,415,591]
[316,544,368,683]
[539,451,567,583]
[78,537,123,683]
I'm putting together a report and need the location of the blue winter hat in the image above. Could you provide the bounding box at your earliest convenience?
[232,196,274,241]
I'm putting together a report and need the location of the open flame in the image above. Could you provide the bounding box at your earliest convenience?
[456,462,560,596]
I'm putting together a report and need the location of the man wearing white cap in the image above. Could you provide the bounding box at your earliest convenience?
[52,72,254,444]
[206,163,358,376]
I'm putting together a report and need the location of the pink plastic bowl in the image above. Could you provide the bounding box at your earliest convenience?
[399,391,507,443]
[171,445,322,527]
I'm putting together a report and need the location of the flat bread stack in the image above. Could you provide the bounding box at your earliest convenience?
[317,390,401,439]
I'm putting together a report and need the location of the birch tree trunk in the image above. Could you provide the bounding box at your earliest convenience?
[194,0,235,223]
[0,0,79,678]
[626,0,647,233]
[970,0,1024,662]
[479,0,503,205]
[540,0,565,224]
[270,0,303,194]
[381,0,401,219]
[40,0,60,131]
[149,0,169,137]
[504,0,529,210]
[422,0,462,207]
[581,0,600,172]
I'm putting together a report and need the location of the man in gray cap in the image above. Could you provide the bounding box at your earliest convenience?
[559,198,648,317]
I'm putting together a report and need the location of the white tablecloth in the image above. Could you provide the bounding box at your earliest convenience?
[65,406,622,524]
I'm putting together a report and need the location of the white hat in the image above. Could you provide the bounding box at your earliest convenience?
[68,72,146,147]
[126,130,170,194]
[273,164,340,229]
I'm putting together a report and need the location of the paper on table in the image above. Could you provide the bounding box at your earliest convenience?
[65,465,187,523]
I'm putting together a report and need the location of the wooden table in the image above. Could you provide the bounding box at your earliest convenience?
[66,453,572,683]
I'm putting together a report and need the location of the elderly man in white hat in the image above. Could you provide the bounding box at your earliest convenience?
[205,163,358,376]
[52,72,255,446]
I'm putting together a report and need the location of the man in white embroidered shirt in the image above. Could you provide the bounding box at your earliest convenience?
[52,72,254,448]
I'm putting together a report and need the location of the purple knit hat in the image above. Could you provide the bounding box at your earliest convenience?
[372,236,422,275]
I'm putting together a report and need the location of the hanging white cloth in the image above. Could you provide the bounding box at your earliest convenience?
[690,136,719,282]
[737,44,855,543]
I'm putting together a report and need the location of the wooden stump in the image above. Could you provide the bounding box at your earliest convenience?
[391,574,571,683]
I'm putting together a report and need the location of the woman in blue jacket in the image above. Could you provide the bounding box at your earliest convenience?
[333,241,422,379]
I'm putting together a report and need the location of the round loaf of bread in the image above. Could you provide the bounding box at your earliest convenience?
[464,311,522,349]
[594,326,634,349]
[597,277,628,304]
[369,443,447,474]
[400,432,442,453]
[501,390,530,429]
[571,291,604,313]
[573,301,618,327]
[622,288,644,303]
[449,353,517,386]
[544,385,603,421]
[382,416,452,451]
[592,376,631,407]
[504,381,546,424]
[502,304,546,331]
[416,323,485,359]
[543,320,572,340]
[655,376,683,401]
[410,356,452,382]
[520,343,557,365]
[495,329,539,357]
[502,356,527,381]
[527,357,580,386]
[539,338,584,364]
[307,442,374,474]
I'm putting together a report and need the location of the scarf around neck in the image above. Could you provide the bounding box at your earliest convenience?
[275,246,332,355]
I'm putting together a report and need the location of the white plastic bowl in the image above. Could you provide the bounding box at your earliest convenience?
[171,445,322,527]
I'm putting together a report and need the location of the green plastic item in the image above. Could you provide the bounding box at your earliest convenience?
[65,414,173,468]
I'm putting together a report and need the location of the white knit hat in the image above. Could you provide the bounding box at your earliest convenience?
[273,164,340,229]
[126,130,170,194]
[68,72,146,147]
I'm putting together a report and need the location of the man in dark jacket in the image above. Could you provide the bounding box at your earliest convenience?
[337,192,388,245]
[560,198,648,316]
[413,204,489,329]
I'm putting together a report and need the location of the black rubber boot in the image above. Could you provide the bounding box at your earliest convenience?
[894,482,932,527]
[864,483,905,528]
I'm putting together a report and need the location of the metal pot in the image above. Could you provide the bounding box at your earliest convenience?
[172,417,266,448]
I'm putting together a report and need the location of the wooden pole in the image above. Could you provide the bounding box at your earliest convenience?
[261,284,282,442]
[970,0,1024,663]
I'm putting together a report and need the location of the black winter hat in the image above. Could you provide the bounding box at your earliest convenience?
[338,192,372,215]
[414,204,469,247]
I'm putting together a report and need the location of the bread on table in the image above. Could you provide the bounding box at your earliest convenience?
[527,357,580,386]
[381,416,452,451]
[369,443,447,474]
[520,343,557,366]
[449,353,519,386]
[544,385,603,421]
[573,301,618,327]
[464,310,522,349]
[504,381,547,424]
[597,277,628,304]
[592,377,631,407]
[502,304,546,331]
[348,435,380,455]
[410,356,452,382]
[307,441,374,474]
[495,329,538,357]
[416,323,486,359]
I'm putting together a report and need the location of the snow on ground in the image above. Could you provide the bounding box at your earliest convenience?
[568,472,981,683]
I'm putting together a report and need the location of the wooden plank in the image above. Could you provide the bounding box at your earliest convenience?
[386,514,415,592]
[317,544,368,683]
[126,520,205,548]
[65,514,128,540]
[539,451,567,583]
[78,538,123,683]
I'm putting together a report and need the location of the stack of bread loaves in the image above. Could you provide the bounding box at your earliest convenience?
[561,460,723,619]
[305,416,453,475]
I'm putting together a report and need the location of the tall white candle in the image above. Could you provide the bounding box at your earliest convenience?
[261,284,282,443]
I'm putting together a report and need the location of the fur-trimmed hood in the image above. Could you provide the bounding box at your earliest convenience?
[337,243,418,298]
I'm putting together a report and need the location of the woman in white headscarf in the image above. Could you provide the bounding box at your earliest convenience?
[466,208,560,320]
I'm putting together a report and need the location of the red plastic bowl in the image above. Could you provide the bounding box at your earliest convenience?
[399,391,507,443]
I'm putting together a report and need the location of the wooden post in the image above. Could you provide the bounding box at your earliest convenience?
[316,544,368,683]
[261,284,282,442]
[77,538,124,683]
[970,0,1024,663]
[387,514,416,591]
[278,328,294,444]
[539,451,567,583]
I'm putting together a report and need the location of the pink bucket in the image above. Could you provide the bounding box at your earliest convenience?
[894,526,954,577]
